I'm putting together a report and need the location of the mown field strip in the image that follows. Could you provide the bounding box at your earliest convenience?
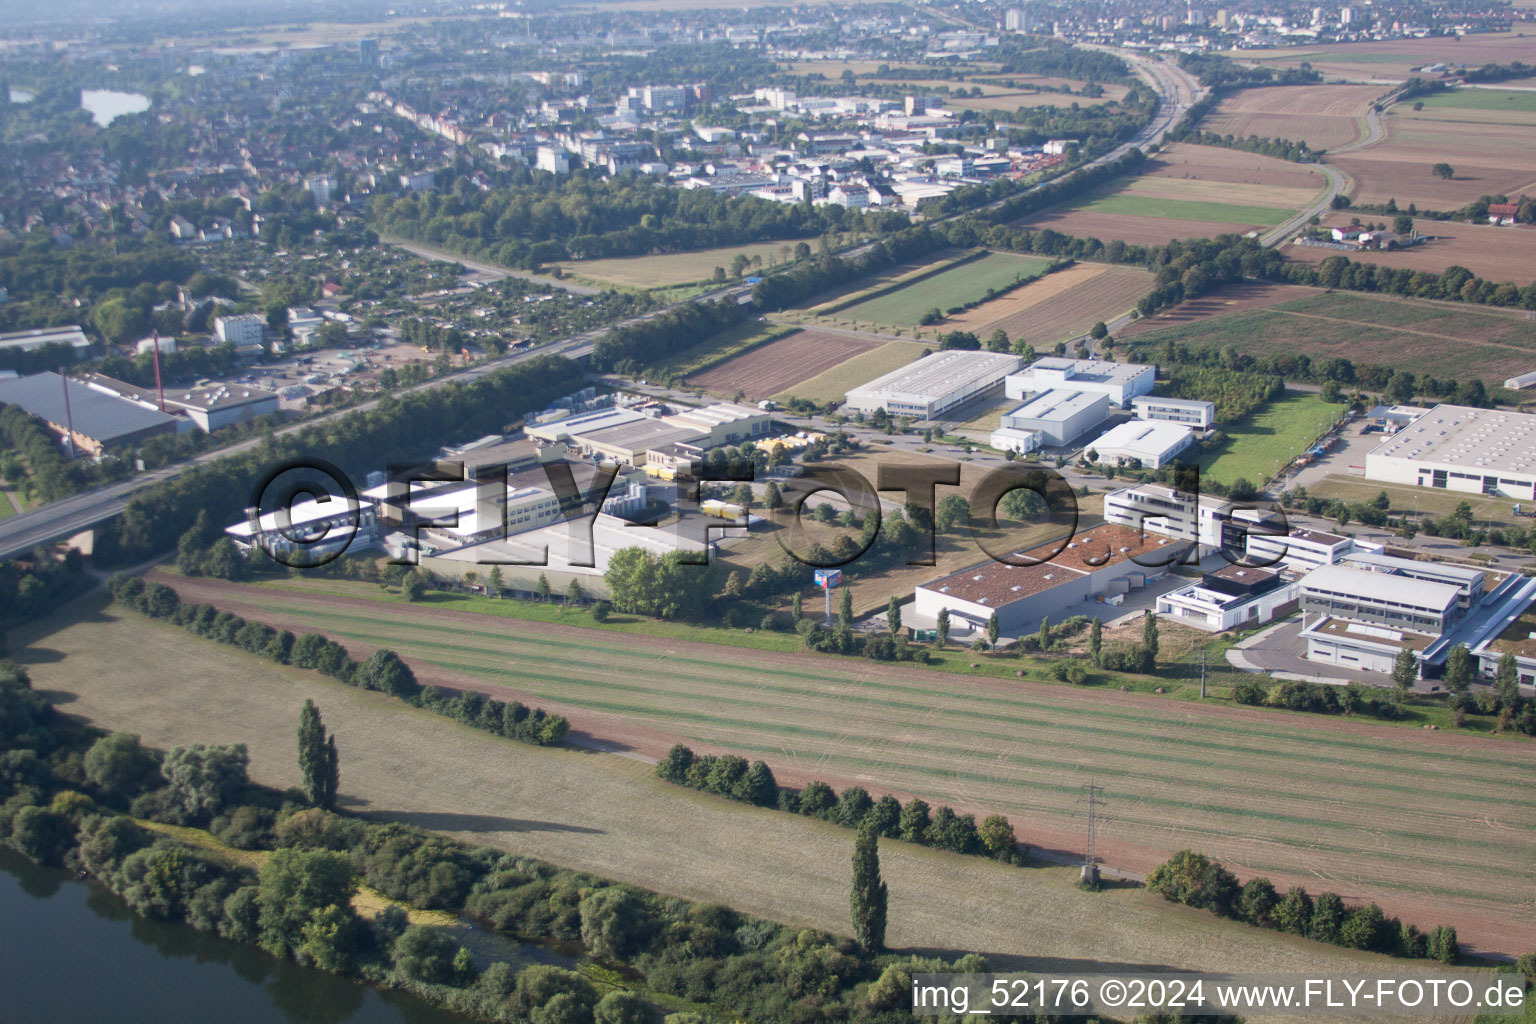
[240,597,1533,790]
[224,593,1536,905]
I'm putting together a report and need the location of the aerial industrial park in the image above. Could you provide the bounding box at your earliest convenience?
[0,0,1533,1020]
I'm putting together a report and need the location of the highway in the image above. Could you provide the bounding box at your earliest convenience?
[0,48,1196,561]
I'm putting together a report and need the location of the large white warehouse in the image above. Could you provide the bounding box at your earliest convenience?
[1004,357,1155,407]
[1364,404,1536,501]
[845,350,1022,419]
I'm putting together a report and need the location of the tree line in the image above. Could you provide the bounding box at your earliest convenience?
[0,661,988,1023]
[657,744,1025,865]
[370,174,907,270]
[105,575,570,747]
[1149,850,1463,963]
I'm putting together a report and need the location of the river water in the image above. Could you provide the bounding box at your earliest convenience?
[0,848,469,1024]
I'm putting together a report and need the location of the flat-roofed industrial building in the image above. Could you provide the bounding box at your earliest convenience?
[1364,404,1536,500]
[844,350,1022,420]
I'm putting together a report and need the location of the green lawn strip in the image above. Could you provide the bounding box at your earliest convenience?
[228,591,1532,775]
[1197,391,1347,486]
[1415,89,1536,114]
[840,252,1053,325]
[1073,194,1293,226]
[249,604,1536,813]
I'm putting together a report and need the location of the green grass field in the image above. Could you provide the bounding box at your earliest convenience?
[1417,88,1536,114]
[838,252,1053,326]
[1196,391,1347,487]
[1074,194,1294,226]
[774,339,925,403]
[554,241,809,289]
[26,594,1485,974]
[132,574,1536,949]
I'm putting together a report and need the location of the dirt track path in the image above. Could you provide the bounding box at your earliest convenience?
[17,593,1450,1006]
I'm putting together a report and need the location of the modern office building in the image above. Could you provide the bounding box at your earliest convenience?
[214,314,266,347]
[1131,395,1215,429]
[1244,526,1354,573]
[1364,404,1536,500]
[844,351,1022,420]
[1156,565,1299,632]
[1300,562,1465,635]
[998,389,1108,447]
[1102,483,1281,554]
[1086,420,1194,469]
[1004,357,1155,407]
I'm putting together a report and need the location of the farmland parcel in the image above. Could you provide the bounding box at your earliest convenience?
[70,573,1536,956]
[21,595,1463,981]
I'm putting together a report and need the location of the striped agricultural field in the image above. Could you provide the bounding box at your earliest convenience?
[179,577,1536,952]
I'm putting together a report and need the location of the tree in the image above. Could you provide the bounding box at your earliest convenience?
[391,924,458,983]
[898,798,930,842]
[1393,214,1414,236]
[567,579,586,605]
[936,608,950,648]
[487,566,504,598]
[1037,615,1050,652]
[1431,162,1454,179]
[1428,924,1459,964]
[354,649,419,699]
[887,596,902,635]
[1089,321,1109,340]
[84,732,158,803]
[400,570,429,602]
[1391,647,1418,696]
[297,700,340,810]
[791,592,802,622]
[986,613,999,650]
[1496,652,1519,708]
[1445,644,1474,696]
[1142,611,1159,664]
[850,820,888,950]
[934,493,969,533]
[978,815,1016,859]
[1274,886,1314,935]
[1146,850,1238,915]
[161,744,249,820]
[579,887,649,959]
[764,481,783,509]
[838,586,853,630]
[1310,892,1346,943]
[1089,617,1103,666]
[536,573,553,602]
[1239,877,1278,927]
[256,847,356,958]
[987,328,1010,353]
[1228,478,1259,502]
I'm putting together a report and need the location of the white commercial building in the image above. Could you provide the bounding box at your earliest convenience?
[1364,404,1536,501]
[1244,526,1353,573]
[1102,483,1282,554]
[1156,565,1299,632]
[1005,358,1156,408]
[1087,420,1193,469]
[0,325,92,357]
[214,314,266,347]
[844,350,1022,420]
[998,389,1108,447]
[988,426,1042,454]
[1132,395,1215,429]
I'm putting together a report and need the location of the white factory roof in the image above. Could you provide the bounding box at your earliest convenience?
[664,402,764,429]
[846,350,1021,401]
[1007,388,1104,422]
[226,496,364,538]
[1089,420,1192,457]
[1300,563,1461,611]
[525,406,646,440]
[1013,357,1152,386]
[1367,404,1536,476]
